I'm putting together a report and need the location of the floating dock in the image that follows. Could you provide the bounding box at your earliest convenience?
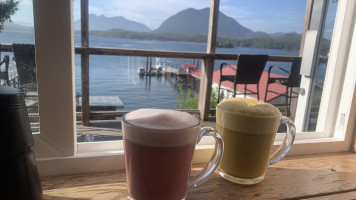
[78,96,124,111]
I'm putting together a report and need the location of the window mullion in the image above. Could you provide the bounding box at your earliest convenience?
[33,0,76,158]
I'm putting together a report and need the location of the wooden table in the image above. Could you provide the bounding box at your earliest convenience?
[41,152,356,200]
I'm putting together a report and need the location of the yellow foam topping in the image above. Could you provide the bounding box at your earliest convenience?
[218,98,281,117]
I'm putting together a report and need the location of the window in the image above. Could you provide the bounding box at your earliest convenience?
[0,0,39,133]
[25,0,356,176]
[294,0,338,132]
[215,0,306,121]
[73,0,212,143]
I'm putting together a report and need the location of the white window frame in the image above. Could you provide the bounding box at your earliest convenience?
[32,0,76,160]
[287,0,356,155]
[33,0,356,177]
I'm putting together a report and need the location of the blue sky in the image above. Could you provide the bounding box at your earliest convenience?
[12,0,308,34]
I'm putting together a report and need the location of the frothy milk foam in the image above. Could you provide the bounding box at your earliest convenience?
[217,98,281,134]
[123,109,200,146]
[218,98,280,117]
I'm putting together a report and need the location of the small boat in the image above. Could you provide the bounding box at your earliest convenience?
[147,66,157,76]
[155,57,163,70]
[137,66,145,76]
[156,68,164,76]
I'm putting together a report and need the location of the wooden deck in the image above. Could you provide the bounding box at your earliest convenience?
[74,103,320,142]
[76,118,217,142]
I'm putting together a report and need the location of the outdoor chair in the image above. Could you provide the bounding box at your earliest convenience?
[264,57,302,117]
[12,43,37,90]
[217,54,269,103]
[0,55,10,86]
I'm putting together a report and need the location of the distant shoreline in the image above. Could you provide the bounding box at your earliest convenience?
[1,28,329,54]
[86,29,306,52]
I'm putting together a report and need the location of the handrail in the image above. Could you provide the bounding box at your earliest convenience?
[0,43,12,52]
[2,43,330,63]
[75,109,215,119]
[1,43,297,61]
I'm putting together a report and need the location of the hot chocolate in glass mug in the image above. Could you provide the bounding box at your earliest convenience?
[216,97,296,185]
[122,109,224,200]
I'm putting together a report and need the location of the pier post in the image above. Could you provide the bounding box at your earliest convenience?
[199,58,215,120]
[199,0,219,120]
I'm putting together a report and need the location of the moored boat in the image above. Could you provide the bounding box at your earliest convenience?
[137,66,145,76]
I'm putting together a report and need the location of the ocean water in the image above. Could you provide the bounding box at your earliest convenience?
[1,30,310,110]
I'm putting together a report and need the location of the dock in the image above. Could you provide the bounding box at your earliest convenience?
[77,96,124,111]
[164,65,196,85]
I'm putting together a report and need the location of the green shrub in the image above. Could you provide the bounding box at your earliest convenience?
[175,87,198,109]
[175,87,230,109]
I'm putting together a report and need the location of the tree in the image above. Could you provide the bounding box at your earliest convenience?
[0,0,19,32]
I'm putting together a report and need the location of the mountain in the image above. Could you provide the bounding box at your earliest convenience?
[3,21,34,32]
[153,8,270,39]
[270,32,287,37]
[323,19,335,40]
[74,14,151,32]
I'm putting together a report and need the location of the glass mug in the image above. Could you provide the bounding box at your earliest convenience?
[216,98,296,185]
[122,109,223,200]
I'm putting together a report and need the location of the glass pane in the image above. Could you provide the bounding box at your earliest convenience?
[217,0,306,58]
[76,55,202,142]
[306,0,337,131]
[216,0,306,120]
[75,0,210,142]
[0,0,39,133]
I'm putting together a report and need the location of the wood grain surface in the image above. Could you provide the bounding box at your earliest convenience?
[41,152,356,200]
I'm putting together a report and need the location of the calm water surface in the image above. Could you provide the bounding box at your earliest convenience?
[1,30,303,110]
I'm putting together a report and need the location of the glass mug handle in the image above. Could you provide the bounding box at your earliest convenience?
[269,116,296,165]
[189,127,224,189]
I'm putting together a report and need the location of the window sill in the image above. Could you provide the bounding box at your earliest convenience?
[40,152,356,199]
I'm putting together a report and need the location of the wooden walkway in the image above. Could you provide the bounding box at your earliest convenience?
[77,96,124,110]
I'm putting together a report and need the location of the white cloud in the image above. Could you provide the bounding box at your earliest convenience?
[88,5,106,16]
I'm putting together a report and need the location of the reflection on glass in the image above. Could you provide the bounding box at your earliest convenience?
[216,0,306,121]
[307,0,337,131]
[217,1,306,54]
